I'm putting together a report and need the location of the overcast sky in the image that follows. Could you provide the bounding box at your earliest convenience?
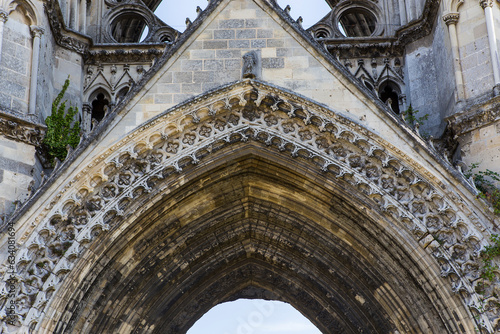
[153,1,329,333]
[187,300,321,334]
[154,0,331,31]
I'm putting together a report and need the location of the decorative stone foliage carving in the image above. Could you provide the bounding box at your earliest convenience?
[1,80,498,332]
[448,96,500,136]
[0,112,45,146]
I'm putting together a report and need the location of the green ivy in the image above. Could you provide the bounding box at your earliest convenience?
[43,77,81,165]
[465,163,500,215]
[480,234,500,282]
[402,105,429,126]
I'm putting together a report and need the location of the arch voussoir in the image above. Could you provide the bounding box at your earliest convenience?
[3,79,497,333]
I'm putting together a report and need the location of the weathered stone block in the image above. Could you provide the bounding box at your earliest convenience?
[182,83,202,94]
[2,54,28,75]
[262,58,285,69]
[181,60,203,71]
[0,92,11,108]
[203,40,228,49]
[174,93,195,104]
[219,19,245,29]
[276,48,292,57]
[202,82,221,91]
[245,19,263,28]
[267,39,285,48]
[204,60,224,71]
[216,50,242,58]
[214,30,235,40]
[154,94,173,104]
[214,69,239,82]
[251,39,266,48]
[173,72,193,83]
[0,80,27,99]
[257,29,274,38]
[11,98,28,112]
[229,40,250,48]
[193,71,215,83]
[158,83,181,93]
[190,50,216,59]
[236,29,256,39]
[224,59,241,70]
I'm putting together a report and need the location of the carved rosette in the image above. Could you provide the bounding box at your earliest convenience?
[1,80,497,332]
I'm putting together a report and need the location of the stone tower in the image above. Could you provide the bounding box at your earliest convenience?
[0,0,500,332]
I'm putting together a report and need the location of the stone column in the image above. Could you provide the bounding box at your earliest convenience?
[480,0,500,92]
[443,13,465,100]
[398,0,407,25]
[0,10,8,66]
[82,102,92,134]
[79,0,86,34]
[70,0,78,30]
[28,26,43,116]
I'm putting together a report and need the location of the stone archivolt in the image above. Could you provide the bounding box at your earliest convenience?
[2,80,498,332]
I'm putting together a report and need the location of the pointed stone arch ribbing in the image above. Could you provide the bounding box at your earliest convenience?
[2,80,498,333]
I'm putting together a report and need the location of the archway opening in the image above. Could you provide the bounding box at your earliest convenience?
[187,299,321,334]
[111,13,149,43]
[90,92,110,126]
[338,8,377,37]
[378,81,401,113]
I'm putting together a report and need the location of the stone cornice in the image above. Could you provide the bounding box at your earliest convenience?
[84,44,166,65]
[447,96,500,136]
[396,0,440,45]
[44,0,90,54]
[0,111,45,146]
[322,38,404,58]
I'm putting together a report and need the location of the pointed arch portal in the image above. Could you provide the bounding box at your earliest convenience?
[4,80,498,333]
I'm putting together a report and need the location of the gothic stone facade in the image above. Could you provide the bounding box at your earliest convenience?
[1,0,500,333]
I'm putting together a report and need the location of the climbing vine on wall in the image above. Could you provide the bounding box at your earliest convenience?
[480,234,500,282]
[466,163,500,216]
[42,77,81,165]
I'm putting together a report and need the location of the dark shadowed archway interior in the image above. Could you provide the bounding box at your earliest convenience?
[50,144,465,333]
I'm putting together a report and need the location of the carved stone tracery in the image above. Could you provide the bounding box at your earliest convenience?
[1,80,498,332]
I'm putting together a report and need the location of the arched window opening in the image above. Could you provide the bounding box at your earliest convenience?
[364,80,374,91]
[314,28,330,39]
[187,299,321,334]
[111,14,149,43]
[338,8,377,37]
[91,93,109,127]
[379,82,401,114]
[116,87,129,104]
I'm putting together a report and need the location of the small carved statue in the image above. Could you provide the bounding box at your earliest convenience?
[242,51,258,79]
[84,66,94,89]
